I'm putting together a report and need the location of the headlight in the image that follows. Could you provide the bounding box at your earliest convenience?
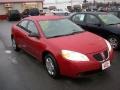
[61,50,89,61]
[105,40,112,52]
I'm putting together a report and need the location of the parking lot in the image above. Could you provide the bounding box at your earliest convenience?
[0,21,120,90]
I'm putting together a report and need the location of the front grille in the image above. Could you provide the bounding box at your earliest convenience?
[93,53,103,61]
[104,50,108,59]
[93,50,109,61]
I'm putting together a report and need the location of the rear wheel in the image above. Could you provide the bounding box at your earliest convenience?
[108,36,119,49]
[44,54,59,78]
[12,38,20,51]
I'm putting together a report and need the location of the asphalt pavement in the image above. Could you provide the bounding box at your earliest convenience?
[0,20,120,90]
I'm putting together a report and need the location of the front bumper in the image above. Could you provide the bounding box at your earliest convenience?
[57,49,113,78]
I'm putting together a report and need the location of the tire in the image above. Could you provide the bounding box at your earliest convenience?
[65,12,68,16]
[8,17,12,21]
[12,38,20,51]
[107,36,119,49]
[44,54,59,78]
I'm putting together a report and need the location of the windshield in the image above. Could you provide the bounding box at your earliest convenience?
[98,14,120,25]
[39,19,84,38]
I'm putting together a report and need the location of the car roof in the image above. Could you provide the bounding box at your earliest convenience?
[108,10,120,12]
[25,15,65,21]
[73,12,109,15]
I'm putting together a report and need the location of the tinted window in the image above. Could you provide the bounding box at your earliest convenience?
[27,21,38,34]
[18,20,28,29]
[72,14,85,22]
[86,14,100,24]
[39,19,84,38]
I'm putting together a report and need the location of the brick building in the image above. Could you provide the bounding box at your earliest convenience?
[0,0,44,20]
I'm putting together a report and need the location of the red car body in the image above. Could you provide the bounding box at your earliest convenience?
[11,16,113,78]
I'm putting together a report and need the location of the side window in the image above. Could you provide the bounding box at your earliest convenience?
[27,21,38,34]
[86,14,100,24]
[72,14,85,22]
[18,20,28,29]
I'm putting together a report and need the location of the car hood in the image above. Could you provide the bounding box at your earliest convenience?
[47,32,107,54]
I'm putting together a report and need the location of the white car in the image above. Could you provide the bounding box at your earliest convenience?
[51,9,70,16]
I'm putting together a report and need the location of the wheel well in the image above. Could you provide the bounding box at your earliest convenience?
[11,34,13,40]
[42,51,60,77]
[42,51,53,64]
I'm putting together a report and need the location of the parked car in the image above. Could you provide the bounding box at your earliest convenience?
[69,12,120,49]
[29,8,40,16]
[51,9,70,16]
[22,8,40,18]
[21,9,30,18]
[7,10,21,21]
[108,10,120,18]
[11,16,113,78]
[39,10,46,15]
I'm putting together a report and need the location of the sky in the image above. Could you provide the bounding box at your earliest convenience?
[44,0,119,3]
[44,0,91,3]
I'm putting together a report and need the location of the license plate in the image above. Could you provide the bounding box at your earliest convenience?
[102,60,111,70]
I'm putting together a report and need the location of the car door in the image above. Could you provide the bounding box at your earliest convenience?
[84,14,104,36]
[16,20,29,50]
[25,20,42,58]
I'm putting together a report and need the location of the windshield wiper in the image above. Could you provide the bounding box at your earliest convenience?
[68,30,85,35]
[108,23,120,25]
[48,34,69,38]
[48,31,85,38]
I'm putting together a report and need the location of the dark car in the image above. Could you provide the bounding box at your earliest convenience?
[29,8,40,16]
[22,8,40,18]
[69,12,120,49]
[21,9,30,18]
[108,10,120,18]
[7,10,21,21]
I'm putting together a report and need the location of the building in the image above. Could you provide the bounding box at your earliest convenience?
[44,0,82,9]
[0,0,44,20]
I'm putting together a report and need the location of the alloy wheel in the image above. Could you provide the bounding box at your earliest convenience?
[45,57,55,76]
[108,37,119,49]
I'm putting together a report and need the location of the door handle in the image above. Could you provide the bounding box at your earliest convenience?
[24,34,28,37]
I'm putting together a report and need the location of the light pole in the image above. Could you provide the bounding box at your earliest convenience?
[71,0,73,7]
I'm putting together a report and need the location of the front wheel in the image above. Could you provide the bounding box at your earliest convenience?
[108,36,119,49]
[65,12,68,16]
[44,54,59,78]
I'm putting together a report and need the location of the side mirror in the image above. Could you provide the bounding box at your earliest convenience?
[28,33,40,38]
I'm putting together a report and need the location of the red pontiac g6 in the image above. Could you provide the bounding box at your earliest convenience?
[11,16,113,78]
